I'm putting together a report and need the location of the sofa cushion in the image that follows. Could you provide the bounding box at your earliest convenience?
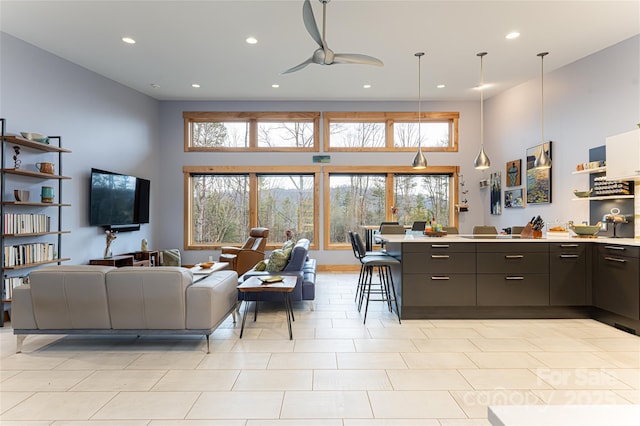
[106,266,192,329]
[28,265,115,330]
[254,260,267,271]
[266,245,293,272]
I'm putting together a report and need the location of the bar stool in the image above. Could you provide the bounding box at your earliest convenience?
[350,231,401,324]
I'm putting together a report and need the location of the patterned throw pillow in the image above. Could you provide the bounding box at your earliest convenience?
[254,260,267,271]
[266,245,293,272]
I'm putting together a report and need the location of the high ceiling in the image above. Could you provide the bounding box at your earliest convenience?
[1,0,638,102]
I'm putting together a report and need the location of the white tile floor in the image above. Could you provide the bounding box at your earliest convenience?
[1,272,639,425]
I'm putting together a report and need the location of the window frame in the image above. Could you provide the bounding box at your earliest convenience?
[323,111,459,152]
[184,112,320,152]
[322,165,460,250]
[183,165,321,250]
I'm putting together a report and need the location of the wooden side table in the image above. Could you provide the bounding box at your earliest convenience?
[89,255,134,267]
[237,275,297,339]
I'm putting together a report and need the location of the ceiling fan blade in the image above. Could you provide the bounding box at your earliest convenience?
[282,57,314,74]
[302,0,324,48]
[333,53,384,66]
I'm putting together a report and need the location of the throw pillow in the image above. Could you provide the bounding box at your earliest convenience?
[254,260,267,271]
[266,245,293,272]
[282,240,295,251]
[159,249,181,266]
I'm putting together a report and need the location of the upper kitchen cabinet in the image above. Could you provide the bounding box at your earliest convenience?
[606,128,640,181]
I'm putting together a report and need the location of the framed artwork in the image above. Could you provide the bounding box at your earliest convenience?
[490,171,502,215]
[526,141,552,204]
[505,188,525,208]
[506,159,521,187]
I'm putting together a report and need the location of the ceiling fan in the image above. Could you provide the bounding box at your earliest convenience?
[283,0,384,74]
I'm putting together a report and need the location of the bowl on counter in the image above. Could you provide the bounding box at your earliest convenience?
[573,189,593,198]
[568,222,602,236]
[199,261,215,269]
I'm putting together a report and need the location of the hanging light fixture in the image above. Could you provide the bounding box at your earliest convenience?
[473,52,491,170]
[534,51,552,169]
[412,52,427,169]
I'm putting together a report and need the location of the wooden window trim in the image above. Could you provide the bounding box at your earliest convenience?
[322,165,460,250]
[183,165,321,250]
[323,111,459,152]
[184,112,320,152]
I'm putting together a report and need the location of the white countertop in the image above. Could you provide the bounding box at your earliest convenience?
[379,233,640,246]
[488,405,640,426]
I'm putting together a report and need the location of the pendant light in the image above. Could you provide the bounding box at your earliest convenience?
[411,52,427,169]
[534,52,552,169]
[473,52,491,170]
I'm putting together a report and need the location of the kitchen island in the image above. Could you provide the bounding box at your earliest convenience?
[380,234,640,334]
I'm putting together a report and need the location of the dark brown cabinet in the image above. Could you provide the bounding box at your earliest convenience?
[476,243,549,306]
[549,242,589,306]
[402,242,476,307]
[593,244,639,320]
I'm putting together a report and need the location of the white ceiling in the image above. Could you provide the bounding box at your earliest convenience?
[1,0,638,102]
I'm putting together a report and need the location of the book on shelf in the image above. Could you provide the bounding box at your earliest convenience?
[2,275,28,300]
[3,242,55,267]
[3,213,51,234]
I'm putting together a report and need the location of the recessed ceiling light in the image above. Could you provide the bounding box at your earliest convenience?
[246,36,258,44]
[505,32,520,40]
[363,84,371,89]
[150,83,160,89]
[191,83,201,88]
[272,84,280,88]
[437,84,446,89]
[121,37,136,44]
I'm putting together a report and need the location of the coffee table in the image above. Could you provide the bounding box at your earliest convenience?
[237,275,297,339]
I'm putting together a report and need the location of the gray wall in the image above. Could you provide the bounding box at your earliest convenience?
[0,33,160,264]
[484,35,639,233]
[2,30,638,267]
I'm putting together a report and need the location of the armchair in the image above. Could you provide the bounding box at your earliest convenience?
[219,228,269,275]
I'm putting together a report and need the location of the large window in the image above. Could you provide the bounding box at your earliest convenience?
[184,166,320,249]
[327,174,387,245]
[324,112,458,151]
[394,174,451,225]
[184,112,319,151]
[323,166,459,248]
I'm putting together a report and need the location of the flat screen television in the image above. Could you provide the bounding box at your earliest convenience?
[89,168,150,229]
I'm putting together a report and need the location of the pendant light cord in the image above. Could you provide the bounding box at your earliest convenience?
[479,53,484,148]
[416,52,424,150]
[538,52,548,144]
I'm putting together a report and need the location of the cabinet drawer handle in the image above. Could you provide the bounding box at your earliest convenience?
[431,255,450,259]
[505,276,525,280]
[431,244,450,248]
[560,244,579,248]
[431,276,450,280]
[505,255,524,259]
[604,246,626,251]
[559,254,579,258]
[604,256,627,263]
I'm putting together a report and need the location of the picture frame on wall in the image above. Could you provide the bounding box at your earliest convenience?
[526,141,552,204]
[490,171,502,215]
[506,159,521,187]
[505,188,525,208]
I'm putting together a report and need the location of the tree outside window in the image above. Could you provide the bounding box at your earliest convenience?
[328,174,386,244]
[258,174,315,243]
[190,174,249,244]
[394,174,450,225]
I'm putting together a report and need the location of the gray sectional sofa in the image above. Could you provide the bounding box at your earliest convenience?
[11,265,238,353]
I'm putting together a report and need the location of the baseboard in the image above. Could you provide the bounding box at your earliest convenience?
[317,264,359,272]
